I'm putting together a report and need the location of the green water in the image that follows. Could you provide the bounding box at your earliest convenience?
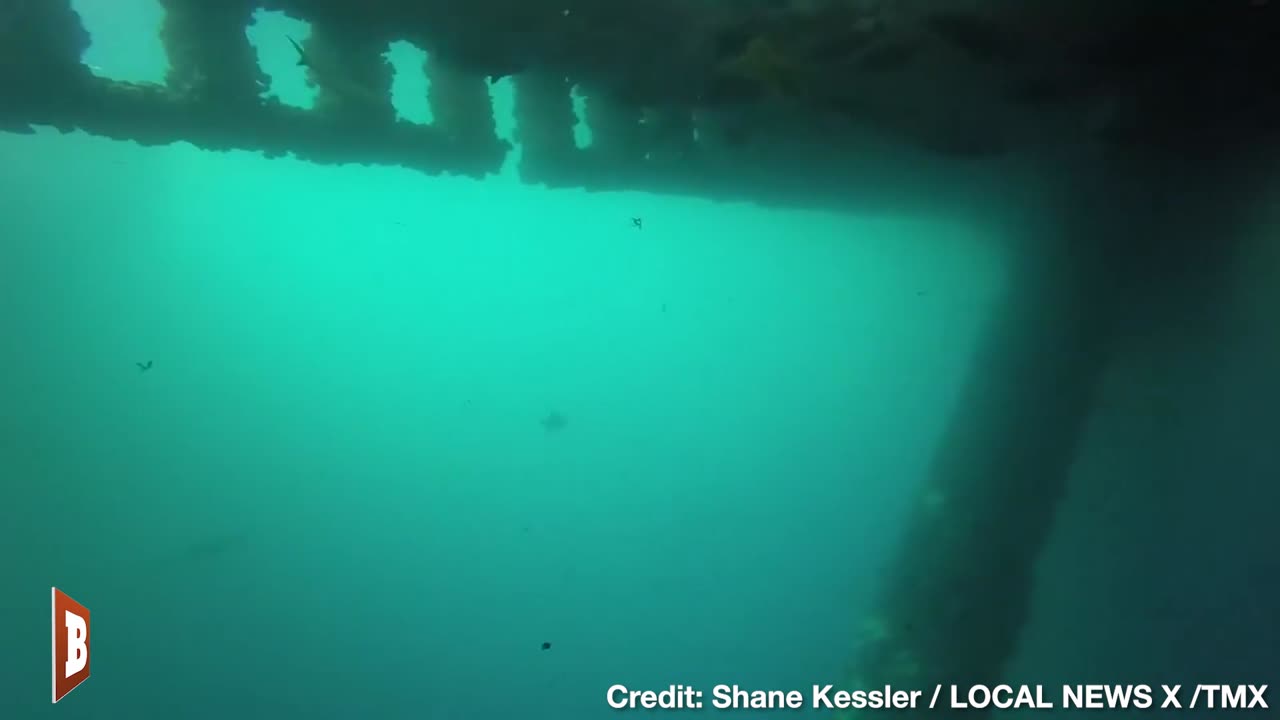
[0,118,1001,718]
[3,2,1279,719]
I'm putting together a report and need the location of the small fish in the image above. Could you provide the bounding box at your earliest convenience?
[287,36,310,67]
[284,36,384,107]
[631,217,643,230]
[541,641,552,650]
[136,360,153,372]
[540,411,567,432]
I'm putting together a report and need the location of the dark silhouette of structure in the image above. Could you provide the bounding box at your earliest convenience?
[3,2,1277,715]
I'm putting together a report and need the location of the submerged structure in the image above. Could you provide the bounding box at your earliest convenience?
[5,1,1275,209]
[3,0,1277,715]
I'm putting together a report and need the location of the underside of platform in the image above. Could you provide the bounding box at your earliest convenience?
[2,1,1277,212]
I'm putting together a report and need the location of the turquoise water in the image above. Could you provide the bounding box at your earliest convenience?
[4,2,1279,719]
[0,39,1001,720]
[1,101,998,719]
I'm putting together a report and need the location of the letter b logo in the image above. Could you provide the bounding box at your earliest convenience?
[52,588,91,703]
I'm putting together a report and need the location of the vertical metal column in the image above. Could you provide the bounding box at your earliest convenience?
[425,58,508,176]
[302,23,395,126]
[839,190,1127,718]
[582,93,643,162]
[158,0,264,108]
[512,73,578,184]
[1,0,91,132]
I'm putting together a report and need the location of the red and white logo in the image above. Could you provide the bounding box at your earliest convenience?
[51,588,91,703]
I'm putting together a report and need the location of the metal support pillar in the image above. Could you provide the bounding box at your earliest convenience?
[839,159,1257,718]
[158,0,264,108]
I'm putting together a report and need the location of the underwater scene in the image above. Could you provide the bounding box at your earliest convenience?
[2,1,1278,719]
